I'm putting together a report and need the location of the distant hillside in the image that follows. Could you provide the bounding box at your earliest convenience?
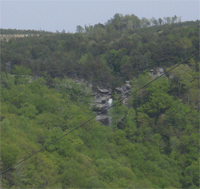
[1,15,199,88]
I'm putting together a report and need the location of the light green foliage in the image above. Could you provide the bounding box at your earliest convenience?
[170,136,180,151]
[57,78,92,104]
[137,112,153,143]
[165,100,190,131]
[80,53,89,64]
[1,18,199,188]
[1,72,15,89]
[136,77,173,117]
[45,127,75,157]
[95,158,120,182]
[124,108,137,142]
[168,64,194,98]
[131,72,151,107]
[18,103,38,119]
[12,65,32,84]
[13,65,31,76]
[137,40,143,48]
[143,91,173,116]
[110,102,127,130]
[183,159,199,188]
[181,37,193,49]
[1,138,19,169]
[1,63,199,188]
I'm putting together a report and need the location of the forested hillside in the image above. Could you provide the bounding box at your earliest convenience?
[1,14,199,188]
[1,14,199,87]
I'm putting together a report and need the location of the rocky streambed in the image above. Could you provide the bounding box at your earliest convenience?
[92,81,131,125]
[71,78,131,126]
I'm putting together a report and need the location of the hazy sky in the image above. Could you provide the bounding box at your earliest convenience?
[1,0,199,33]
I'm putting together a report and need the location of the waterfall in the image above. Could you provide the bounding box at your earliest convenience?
[108,98,113,125]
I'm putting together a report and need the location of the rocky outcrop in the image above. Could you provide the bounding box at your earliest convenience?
[149,67,164,78]
[92,82,131,125]
[69,78,131,126]
[96,115,109,125]
[0,34,40,42]
[92,86,112,125]
[115,81,131,105]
